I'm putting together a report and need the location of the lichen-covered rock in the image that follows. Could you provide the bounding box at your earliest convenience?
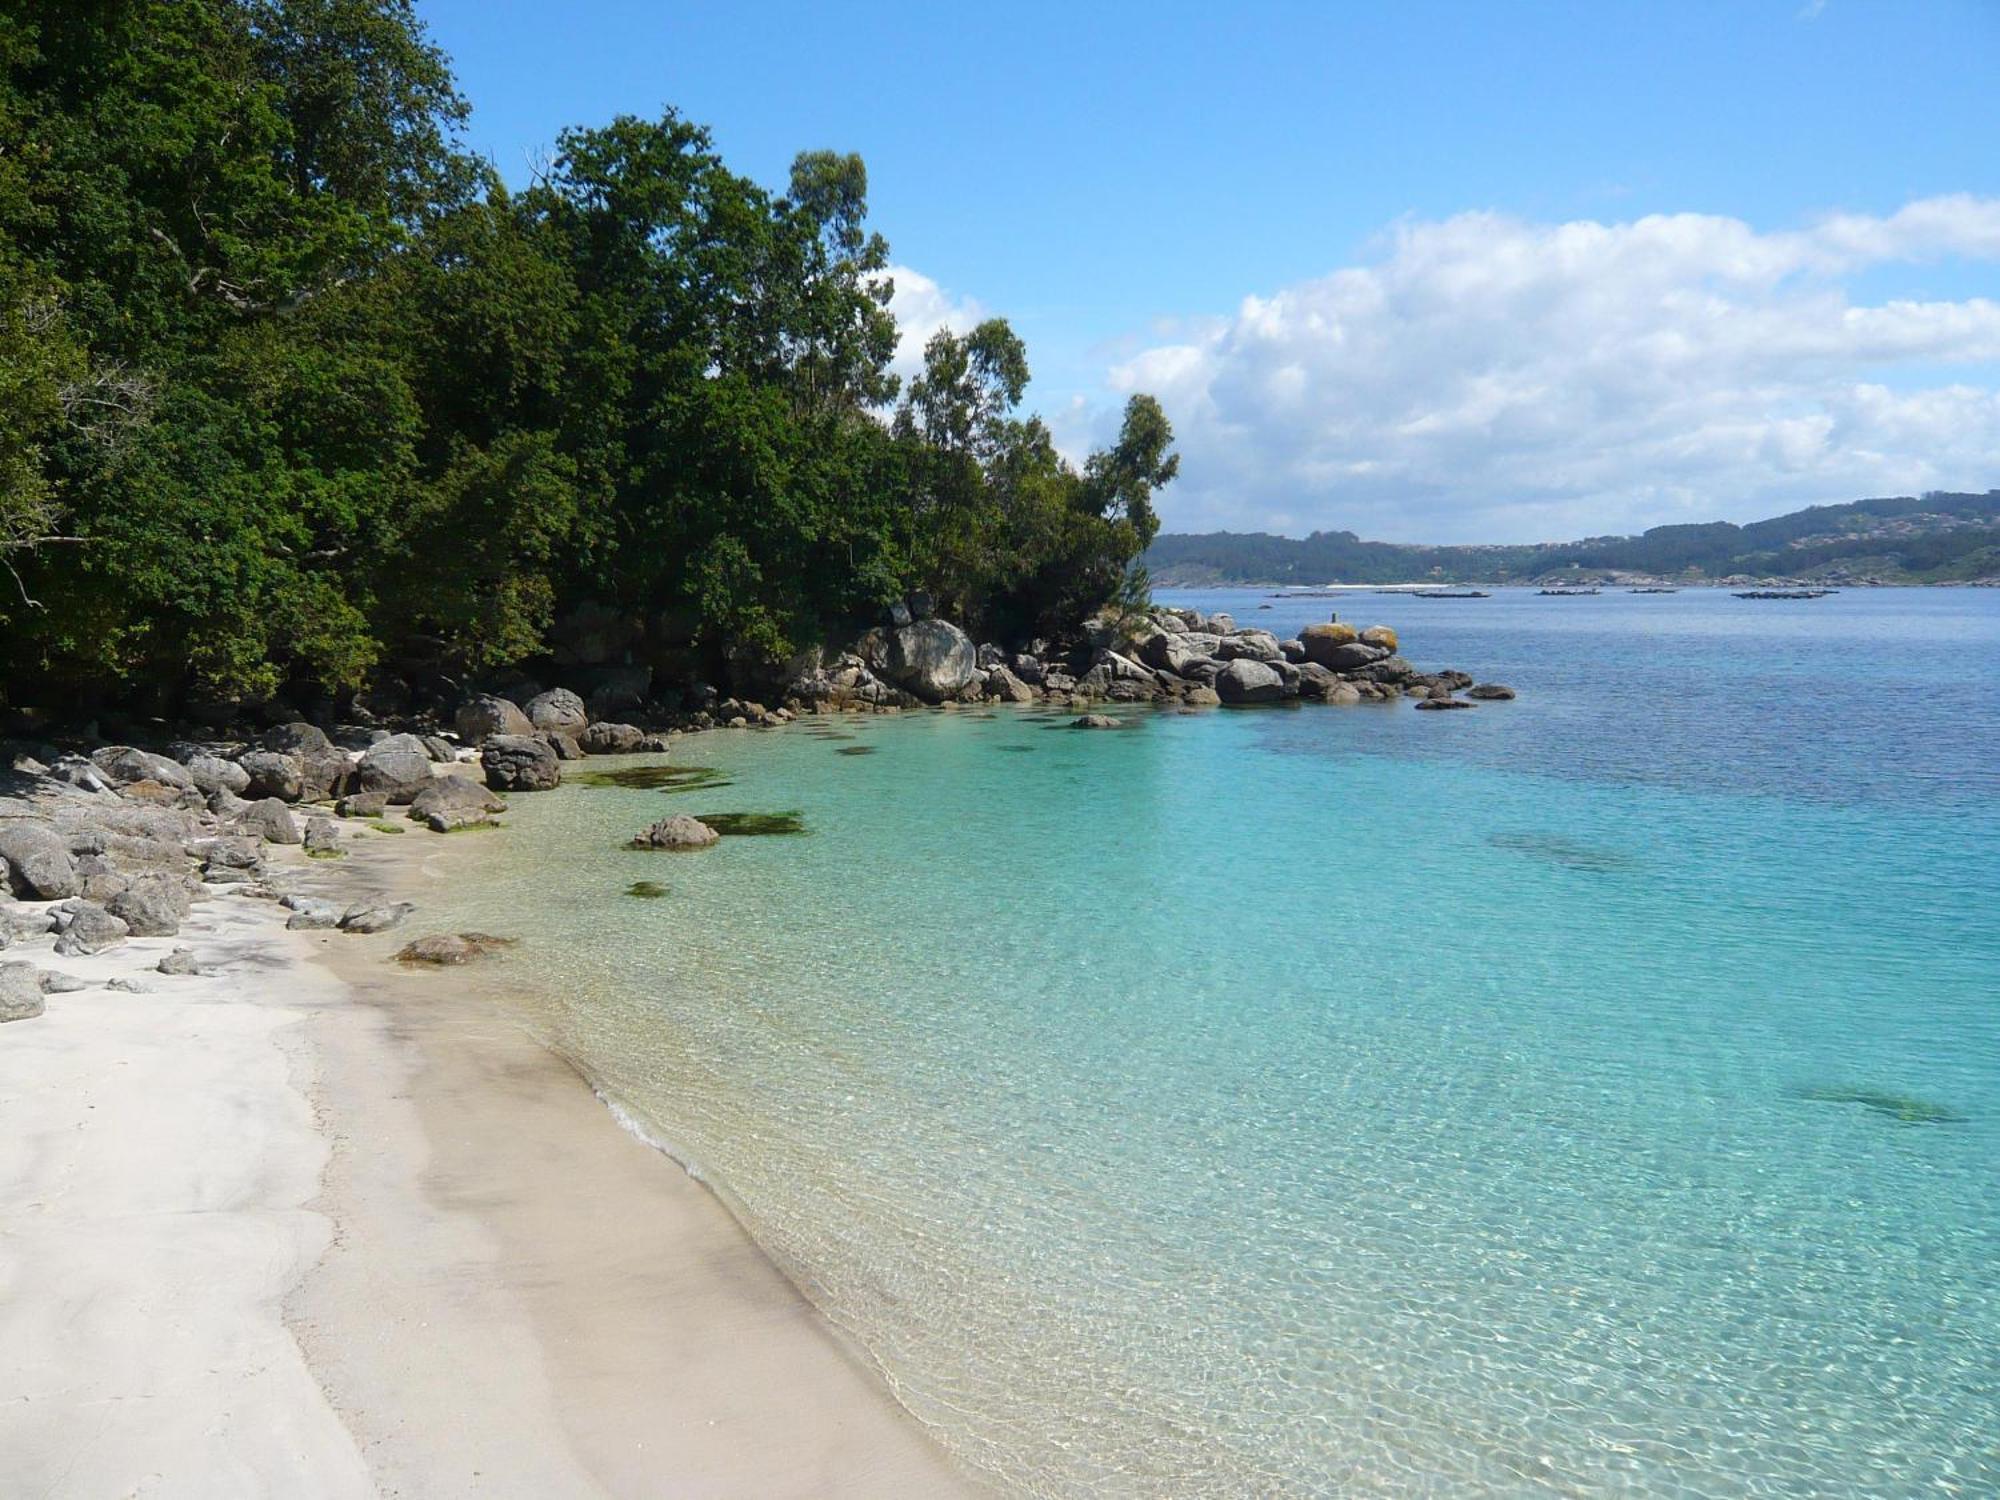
[631,815,720,850]
[455,694,535,743]
[525,687,588,735]
[0,822,80,899]
[1360,625,1399,652]
[1298,623,1364,668]
[580,721,645,754]
[482,734,561,791]
[357,734,434,804]
[1215,658,1287,705]
[885,619,977,703]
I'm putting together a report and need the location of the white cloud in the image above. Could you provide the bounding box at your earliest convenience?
[878,263,983,385]
[1103,196,2000,541]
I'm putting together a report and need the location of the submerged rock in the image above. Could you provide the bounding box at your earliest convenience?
[395,932,515,966]
[1071,713,1123,729]
[1467,683,1517,700]
[1414,697,1475,710]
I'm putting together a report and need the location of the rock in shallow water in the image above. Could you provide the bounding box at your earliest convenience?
[631,815,720,850]
[395,932,515,965]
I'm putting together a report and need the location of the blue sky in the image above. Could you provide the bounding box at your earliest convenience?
[416,0,2000,541]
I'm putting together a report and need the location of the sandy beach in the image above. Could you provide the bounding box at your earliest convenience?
[0,827,982,1498]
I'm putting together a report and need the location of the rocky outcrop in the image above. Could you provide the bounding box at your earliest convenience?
[481,735,561,791]
[885,619,977,703]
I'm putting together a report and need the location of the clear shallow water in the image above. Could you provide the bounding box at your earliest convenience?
[435,588,1999,1497]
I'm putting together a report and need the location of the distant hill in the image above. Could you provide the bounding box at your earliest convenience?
[1144,491,2000,586]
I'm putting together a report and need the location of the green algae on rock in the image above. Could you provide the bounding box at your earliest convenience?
[625,880,669,899]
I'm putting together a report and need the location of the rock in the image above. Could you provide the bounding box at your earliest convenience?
[1294,661,1340,698]
[1215,658,1287,705]
[525,687,588,735]
[284,898,343,930]
[304,818,342,856]
[53,901,129,956]
[340,901,415,934]
[1071,713,1123,729]
[455,694,535,743]
[975,642,1007,670]
[1364,655,1418,684]
[538,731,581,761]
[1182,685,1222,706]
[1208,612,1236,635]
[336,790,389,818]
[0,822,81,899]
[1467,683,1517,700]
[184,753,251,797]
[1297,622,1361,666]
[908,590,935,620]
[420,734,456,763]
[885,619,978,703]
[631,815,720,850]
[158,947,203,976]
[581,721,645,754]
[983,664,1036,703]
[395,932,514,966]
[264,722,333,756]
[39,970,89,994]
[356,733,434,804]
[92,745,194,789]
[0,963,44,1022]
[482,735,561,791]
[888,599,913,629]
[238,750,305,801]
[239,797,301,845]
[409,778,505,821]
[105,978,149,993]
[106,874,192,936]
[1215,629,1285,662]
[423,808,496,833]
[1414,696,1476,710]
[1360,625,1399,652]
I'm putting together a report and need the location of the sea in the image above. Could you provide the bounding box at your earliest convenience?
[428,586,2000,1497]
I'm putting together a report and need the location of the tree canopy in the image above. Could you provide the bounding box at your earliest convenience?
[0,0,1175,718]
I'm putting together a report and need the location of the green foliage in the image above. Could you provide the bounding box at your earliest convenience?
[0,3,1177,715]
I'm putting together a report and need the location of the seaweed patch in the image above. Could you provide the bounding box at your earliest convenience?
[1792,1085,1966,1125]
[698,811,806,836]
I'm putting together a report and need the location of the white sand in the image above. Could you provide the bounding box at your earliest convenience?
[0,838,982,1497]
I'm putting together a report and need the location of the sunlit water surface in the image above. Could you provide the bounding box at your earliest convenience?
[432,588,2000,1497]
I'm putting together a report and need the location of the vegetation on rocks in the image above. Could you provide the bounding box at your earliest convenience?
[0,1,1175,724]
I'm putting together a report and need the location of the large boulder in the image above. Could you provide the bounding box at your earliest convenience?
[1359,625,1399,652]
[481,735,561,792]
[409,778,506,821]
[106,874,192,937]
[341,901,414,934]
[631,814,719,850]
[1467,683,1517,700]
[0,822,81,899]
[239,797,302,845]
[1215,658,1288,705]
[1322,642,1390,672]
[263,722,333,756]
[92,746,194,790]
[237,750,305,802]
[1137,630,1214,679]
[1215,629,1284,662]
[525,687,588,736]
[1297,622,1361,667]
[885,619,977,703]
[455,694,535,744]
[580,721,645,755]
[356,734,434,804]
[983,664,1036,703]
[184,753,251,798]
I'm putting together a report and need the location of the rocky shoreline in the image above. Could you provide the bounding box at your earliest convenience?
[1,600,1510,1014]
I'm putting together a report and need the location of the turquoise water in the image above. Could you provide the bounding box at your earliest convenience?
[436,588,1999,1497]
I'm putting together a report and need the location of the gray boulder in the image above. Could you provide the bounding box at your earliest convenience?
[409,778,505,821]
[983,665,1036,703]
[1467,683,1517,700]
[185,753,251,797]
[885,619,977,703]
[106,874,192,937]
[1071,713,1123,729]
[303,818,342,856]
[455,695,535,744]
[264,722,333,756]
[92,746,194,789]
[1215,630,1285,662]
[284,898,343,931]
[1215,658,1288,705]
[0,822,81,899]
[1414,696,1475,710]
[631,815,720,850]
[1321,642,1389,672]
[356,734,434,804]
[341,901,415,934]
[238,750,305,802]
[158,947,203,976]
[481,735,560,791]
[525,687,588,735]
[1,962,45,1022]
[53,901,129,956]
[580,721,645,754]
[239,797,302,845]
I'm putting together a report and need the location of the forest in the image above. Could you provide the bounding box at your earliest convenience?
[0,1,1177,719]
[1144,491,2000,586]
